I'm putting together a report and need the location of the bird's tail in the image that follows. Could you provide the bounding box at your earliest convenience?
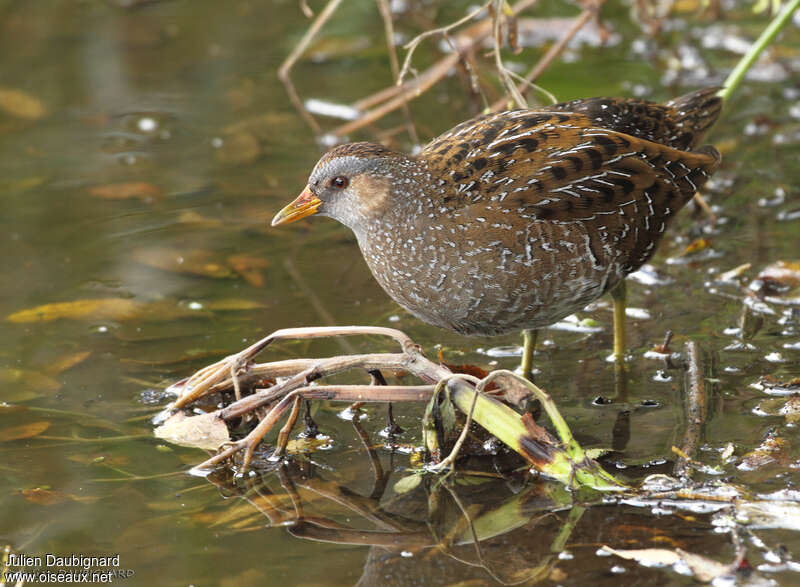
[666,87,723,150]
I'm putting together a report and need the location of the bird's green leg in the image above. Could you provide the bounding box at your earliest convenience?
[610,280,627,365]
[520,328,538,381]
[610,280,629,403]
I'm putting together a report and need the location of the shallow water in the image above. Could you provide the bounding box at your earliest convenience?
[1,1,799,585]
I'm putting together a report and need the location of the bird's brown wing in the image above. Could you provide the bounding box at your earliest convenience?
[542,87,721,151]
[424,110,720,273]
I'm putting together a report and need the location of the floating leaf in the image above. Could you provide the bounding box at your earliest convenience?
[0,421,50,442]
[6,298,141,323]
[0,88,47,119]
[154,412,229,450]
[88,182,162,201]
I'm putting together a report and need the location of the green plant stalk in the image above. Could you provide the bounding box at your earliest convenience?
[718,0,800,102]
[447,382,627,491]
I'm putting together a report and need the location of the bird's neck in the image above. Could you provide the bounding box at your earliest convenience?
[351,155,432,240]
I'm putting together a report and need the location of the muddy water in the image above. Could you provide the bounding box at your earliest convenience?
[1,1,799,585]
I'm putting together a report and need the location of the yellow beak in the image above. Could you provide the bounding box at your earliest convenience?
[271,185,322,226]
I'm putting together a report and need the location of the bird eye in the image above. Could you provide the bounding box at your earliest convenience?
[330,176,348,189]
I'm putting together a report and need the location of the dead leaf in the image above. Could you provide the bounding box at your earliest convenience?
[681,237,712,256]
[601,546,679,566]
[214,131,261,166]
[718,263,752,282]
[20,487,99,506]
[736,501,800,531]
[46,351,92,375]
[154,411,229,450]
[220,568,265,587]
[780,395,800,423]
[225,78,256,110]
[205,299,265,311]
[738,431,788,471]
[0,404,28,414]
[0,176,48,195]
[6,298,142,323]
[0,88,47,119]
[393,474,422,494]
[285,435,332,453]
[68,453,129,466]
[0,421,50,442]
[489,371,534,407]
[88,182,162,201]
[676,549,735,582]
[548,568,567,582]
[754,374,800,395]
[601,546,733,581]
[0,367,61,394]
[437,349,499,391]
[132,247,233,278]
[20,487,66,505]
[227,254,270,287]
[176,210,223,227]
[752,261,800,302]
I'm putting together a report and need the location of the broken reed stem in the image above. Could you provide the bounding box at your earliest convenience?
[168,325,625,490]
[172,326,415,409]
[278,0,343,133]
[489,1,602,111]
[274,396,303,458]
[333,0,539,137]
[674,341,708,478]
[376,0,420,143]
[334,50,463,137]
[491,0,528,109]
[398,1,490,84]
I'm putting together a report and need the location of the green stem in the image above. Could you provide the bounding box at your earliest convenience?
[446,373,627,491]
[718,0,800,102]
